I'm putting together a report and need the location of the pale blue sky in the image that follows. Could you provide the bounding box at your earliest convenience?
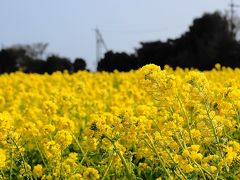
[0,0,236,69]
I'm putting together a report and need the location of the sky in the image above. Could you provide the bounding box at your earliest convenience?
[0,0,237,70]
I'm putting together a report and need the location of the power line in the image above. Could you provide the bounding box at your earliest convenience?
[95,28,108,69]
[229,0,240,37]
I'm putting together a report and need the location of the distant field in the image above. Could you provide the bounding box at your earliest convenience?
[0,64,239,179]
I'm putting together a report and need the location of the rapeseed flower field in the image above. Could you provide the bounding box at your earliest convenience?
[0,64,239,179]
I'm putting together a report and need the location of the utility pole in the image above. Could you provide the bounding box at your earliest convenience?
[95,28,108,69]
[229,0,239,37]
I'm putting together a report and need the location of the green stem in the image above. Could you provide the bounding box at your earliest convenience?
[178,131,187,149]
[104,135,133,178]
[72,151,88,174]
[102,155,114,180]
[161,145,187,179]
[144,133,171,178]
[113,144,132,178]
[34,139,47,167]
[191,159,215,180]
[10,137,30,179]
[191,160,207,180]
[174,132,185,150]
[60,150,63,179]
[9,149,13,180]
[80,151,88,165]
[203,100,219,144]
[176,95,194,145]
[203,98,229,173]
[71,132,84,154]
[1,169,5,178]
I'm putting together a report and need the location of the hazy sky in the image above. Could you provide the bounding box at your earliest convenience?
[0,0,236,69]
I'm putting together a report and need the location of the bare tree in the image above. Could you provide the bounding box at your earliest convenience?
[10,43,48,59]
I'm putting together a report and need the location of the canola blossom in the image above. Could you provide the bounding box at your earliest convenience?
[0,64,239,179]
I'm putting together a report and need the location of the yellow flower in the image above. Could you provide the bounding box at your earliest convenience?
[210,166,217,173]
[43,124,56,135]
[140,64,161,78]
[83,167,100,180]
[33,164,43,177]
[23,122,39,137]
[57,117,75,131]
[190,152,203,161]
[0,64,240,178]
[43,100,57,115]
[182,149,190,158]
[190,129,201,140]
[43,140,61,160]
[182,164,194,173]
[0,149,6,168]
[0,112,12,134]
[0,96,5,108]
[41,174,53,180]
[138,162,148,171]
[225,146,237,165]
[190,145,200,152]
[20,163,31,176]
[54,130,72,149]
[70,173,84,180]
[228,140,240,153]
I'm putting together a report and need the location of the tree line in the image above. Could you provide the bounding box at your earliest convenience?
[0,43,86,74]
[1,11,240,74]
[98,11,240,71]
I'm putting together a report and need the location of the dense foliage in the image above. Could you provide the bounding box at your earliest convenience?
[98,12,240,72]
[0,46,87,74]
[0,64,239,179]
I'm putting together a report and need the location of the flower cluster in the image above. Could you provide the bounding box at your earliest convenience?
[0,64,239,179]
